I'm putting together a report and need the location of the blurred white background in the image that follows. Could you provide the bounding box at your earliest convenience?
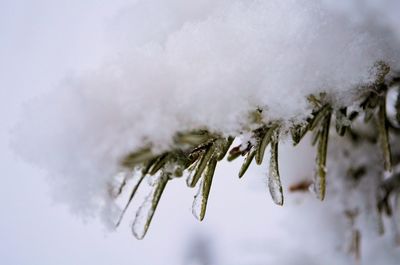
[1,1,399,264]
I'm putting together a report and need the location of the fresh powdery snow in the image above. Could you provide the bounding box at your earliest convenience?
[12,0,400,264]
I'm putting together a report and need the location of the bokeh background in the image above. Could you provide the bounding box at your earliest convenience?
[1,1,400,264]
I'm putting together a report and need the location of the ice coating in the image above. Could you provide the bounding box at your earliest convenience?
[268,130,283,206]
[132,174,168,239]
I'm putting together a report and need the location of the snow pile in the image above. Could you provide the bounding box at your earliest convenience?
[15,0,400,218]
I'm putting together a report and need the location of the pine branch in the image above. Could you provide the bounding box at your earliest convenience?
[113,64,400,240]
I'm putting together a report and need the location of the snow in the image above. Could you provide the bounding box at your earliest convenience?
[4,0,400,264]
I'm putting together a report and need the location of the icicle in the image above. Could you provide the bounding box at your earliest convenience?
[132,174,168,239]
[115,171,146,227]
[268,129,284,206]
[192,158,217,221]
[313,111,331,201]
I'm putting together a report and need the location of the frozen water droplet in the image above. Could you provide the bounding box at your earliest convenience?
[191,158,217,221]
[268,167,283,206]
[192,179,203,221]
[132,192,154,239]
[132,175,168,239]
[267,130,283,206]
[114,170,146,227]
